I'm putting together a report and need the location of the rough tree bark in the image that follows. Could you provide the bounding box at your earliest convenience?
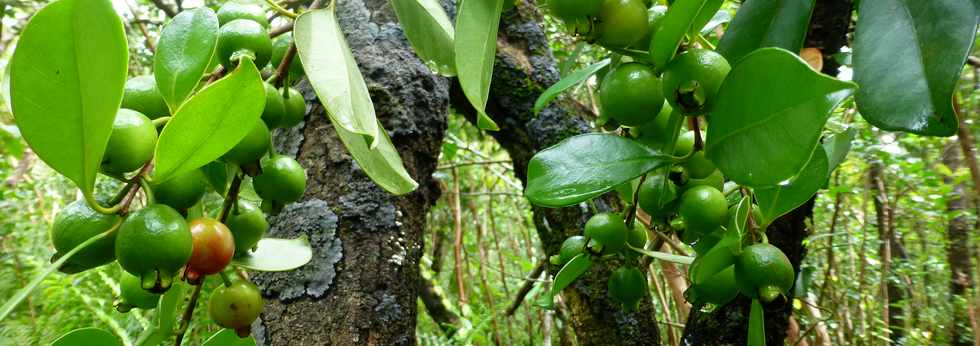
[450,3,663,345]
[944,142,974,345]
[250,0,449,344]
[681,0,853,344]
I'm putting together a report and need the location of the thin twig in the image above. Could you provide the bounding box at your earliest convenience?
[437,160,513,170]
[506,259,547,316]
[173,283,204,346]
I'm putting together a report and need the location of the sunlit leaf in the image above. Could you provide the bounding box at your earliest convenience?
[154,7,220,112]
[154,58,265,182]
[9,0,128,194]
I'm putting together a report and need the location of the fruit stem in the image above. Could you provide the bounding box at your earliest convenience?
[152,116,170,129]
[173,282,204,346]
[264,0,298,18]
[219,174,245,223]
[84,191,123,215]
[273,43,298,88]
[219,271,234,287]
[138,177,155,205]
[693,34,715,50]
[690,117,703,151]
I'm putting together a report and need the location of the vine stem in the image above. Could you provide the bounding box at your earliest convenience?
[173,282,204,346]
[263,0,298,18]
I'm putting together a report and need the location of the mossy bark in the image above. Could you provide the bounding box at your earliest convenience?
[250,0,449,344]
[451,4,662,345]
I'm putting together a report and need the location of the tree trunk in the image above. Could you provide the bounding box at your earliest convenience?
[945,142,974,345]
[680,0,853,344]
[451,4,663,344]
[869,160,908,343]
[250,0,449,344]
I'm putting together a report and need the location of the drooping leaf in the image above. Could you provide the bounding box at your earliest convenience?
[233,236,313,272]
[334,120,419,195]
[853,0,978,136]
[391,0,456,76]
[294,6,380,145]
[154,7,220,112]
[9,0,128,194]
[716,0,815,64]
[705,48,855,187]
[52,328,122,346]
[525,133,674,207]
[202,329,258,346]
[689,0,724,37]
[454,0,504,130]
[154,58,265,182]
[748,298,766,346]
[552,254,591,294]
[823,128,855,174]
[699,9,731,35]
[650,0,722,69]
[755,146,829,224]
[534,59,611,115]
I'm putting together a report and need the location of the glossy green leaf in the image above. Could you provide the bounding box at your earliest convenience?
[748,298,766,346]
[689,231,738,284]
[335,120,418,195]
[52,328,122,346]
[755,146,829,224]
[154,7,220,112]
[534,59,611,115]
[9,0,128,194]
[203,329,257,346]
[525,133,674,207]
[853,0,978,136]
[651,0,720,69]
[552,254,591,294]
[705,48,855,187]
[716,0,815,64]
[391,0,456,76]
[154,58,265,182]
[454,0,504,130]
[294,6,380,146]
[233,236,313,271]
[823,128,855,174]
[689,0,724,36]
[134,281,188,346]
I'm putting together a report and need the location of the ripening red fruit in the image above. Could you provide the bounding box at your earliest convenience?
[184,218,236,283]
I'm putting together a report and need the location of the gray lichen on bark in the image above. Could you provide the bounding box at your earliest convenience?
[252,199,342,300]
[251,0,449,342]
